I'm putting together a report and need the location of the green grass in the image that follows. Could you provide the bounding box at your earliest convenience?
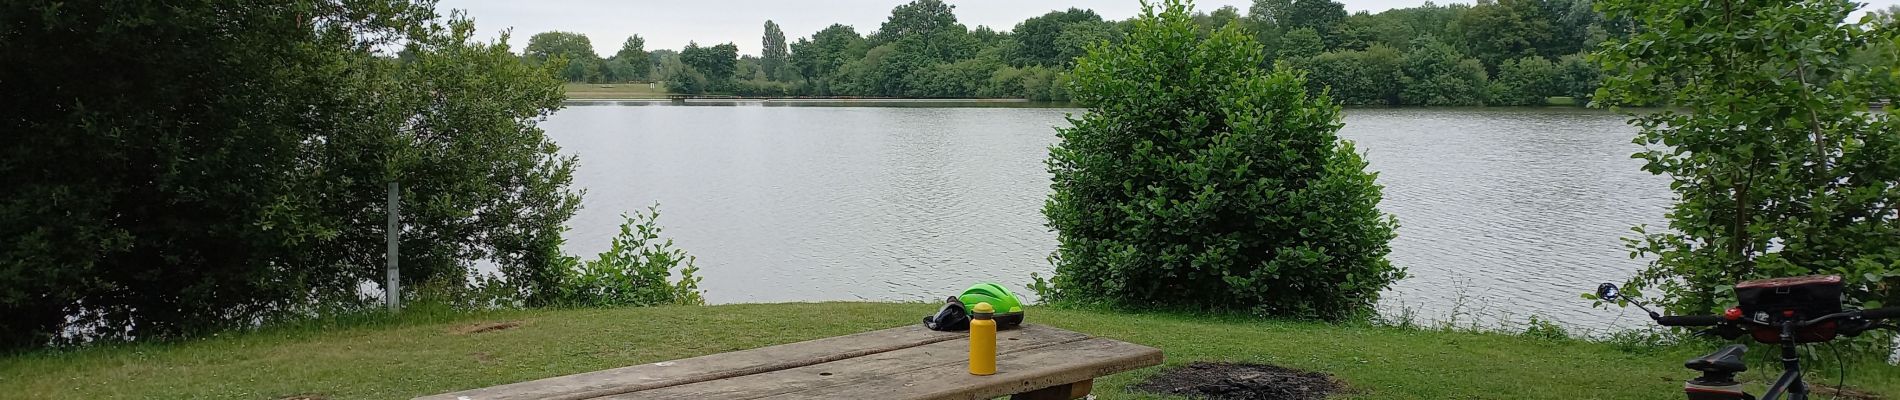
[2,303,1896,399]
[563,82,670,99]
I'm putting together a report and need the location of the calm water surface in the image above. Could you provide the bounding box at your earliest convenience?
[543,102,1670,330]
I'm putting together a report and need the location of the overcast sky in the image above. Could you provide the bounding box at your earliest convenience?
[435,0,1900,57]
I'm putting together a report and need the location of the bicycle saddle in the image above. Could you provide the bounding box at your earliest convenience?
[1684,344,1748,374]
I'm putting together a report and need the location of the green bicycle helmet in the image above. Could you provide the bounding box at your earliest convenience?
[958,283,1025,328]
[922,282,1027,331]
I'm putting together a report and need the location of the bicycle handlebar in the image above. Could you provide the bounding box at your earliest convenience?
[1649,307,1900,328]
[1655,315,1723,326]
[1859,307,1900,320]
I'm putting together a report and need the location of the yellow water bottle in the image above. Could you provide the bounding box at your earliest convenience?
[969,302,997,375]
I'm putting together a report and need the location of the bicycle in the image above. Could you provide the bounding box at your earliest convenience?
[1593,275,1900,400]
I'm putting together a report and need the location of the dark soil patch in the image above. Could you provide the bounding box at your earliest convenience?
[1813,384,1885,400]
[450,321,522,335]
[1133,362,1341,400]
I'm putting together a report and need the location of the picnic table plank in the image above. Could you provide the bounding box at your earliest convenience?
[760,337,1162,400]
[415,326,962,400]
[417,324,1161,400]
[605,325,1092,399]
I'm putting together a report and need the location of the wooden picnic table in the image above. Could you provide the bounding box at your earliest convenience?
[416,324,1162,400]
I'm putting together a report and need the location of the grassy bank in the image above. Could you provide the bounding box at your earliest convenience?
[2,303,1896,399]
[563,82,670,99]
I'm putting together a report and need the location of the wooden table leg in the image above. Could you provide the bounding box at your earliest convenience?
[1009,379,1093,400]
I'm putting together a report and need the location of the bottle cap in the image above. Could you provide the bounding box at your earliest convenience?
[972,302,995,319]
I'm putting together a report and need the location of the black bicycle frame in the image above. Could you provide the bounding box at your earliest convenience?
[1759,321,1808,400]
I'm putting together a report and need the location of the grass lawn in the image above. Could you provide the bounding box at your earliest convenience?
[2,303,1897,399]
[563,82,670,99]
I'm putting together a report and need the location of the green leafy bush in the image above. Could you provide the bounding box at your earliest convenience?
[1040,0,1401,319]
[554,205,704,307]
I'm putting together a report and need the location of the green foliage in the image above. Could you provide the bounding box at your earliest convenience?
[761,21,792,82]
[1519,316,1570,340]
[1041,0,1401,319]
[789,24,866,94]
[1400,37,1491,106]
[1490,55,1559,106]
[0,1,576,347]
[628,0,1618,101]
[659,55,709,94]
[526,31,605,82]
[1596,0,1900,314]
[1015,8,1107,66]
[1286,0,1348,40]
[553,205,704,308]
[677,42,739,92]
[1279,27,1326,59]
[1454,0,1554,69]
[526,31,653,83]
[1553,53,1601,101]
[1295,45,1405,105]
[1019,66,1073,102]
[609,36,651,82]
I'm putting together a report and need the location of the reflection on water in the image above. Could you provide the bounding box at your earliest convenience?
[541,104,1669,330]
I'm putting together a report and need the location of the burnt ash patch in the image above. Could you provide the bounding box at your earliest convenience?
[1133,361,1342,400]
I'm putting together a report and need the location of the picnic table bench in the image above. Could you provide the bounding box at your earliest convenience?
[417,324,1162,400]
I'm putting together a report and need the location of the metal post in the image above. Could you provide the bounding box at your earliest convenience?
[386,181,401,312]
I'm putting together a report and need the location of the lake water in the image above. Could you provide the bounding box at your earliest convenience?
[543,102,1672,331]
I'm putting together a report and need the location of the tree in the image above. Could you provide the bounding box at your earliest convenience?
[1400,36,1490,105]
[1195,5,1245,35]
[608,35,651,81]
[0,2,575,347]
[1041,0,1401,318]
[1297,45,1405,105]
[1247,0,1295,55]
[1280,27,1325,59]
[790,24,866,93]
[1287,0,1348,41]
[1454,0,1554,70]
[679,42,739,91]
[1490,55,1558,105]
[761,20,791,81]
[1053,20,1122,64]
[1553,53,1599,100]
[1014,8,1107,66]
[659,54,708,94]
[525,31,604,82]
[1596,0,1900,314]
[865,0,980,96]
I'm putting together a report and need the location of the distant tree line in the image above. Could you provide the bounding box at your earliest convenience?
[524,0,1632,105]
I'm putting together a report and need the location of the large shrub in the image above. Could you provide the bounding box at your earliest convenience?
[1040,0,1401,319]
[1597,0,1900,313]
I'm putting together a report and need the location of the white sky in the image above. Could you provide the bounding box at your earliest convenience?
[435,0,1900,57]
